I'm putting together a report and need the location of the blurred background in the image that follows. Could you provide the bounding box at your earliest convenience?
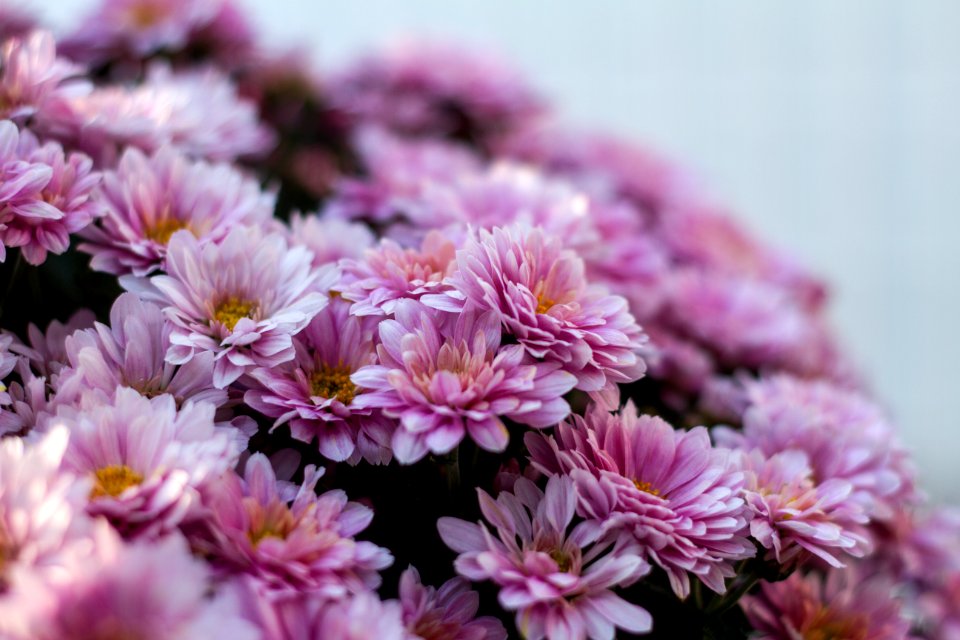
[38,0,960,501]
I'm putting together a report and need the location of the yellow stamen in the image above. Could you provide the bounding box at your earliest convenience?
[310,364,356,405]
[246,499,298,546]
[91,465,143,499]
[633,478,661,497]
[536,295,555,315]
[127,1,166,28]
[213,297,256,332]
[548,549,573,572]
[144,218,191,245]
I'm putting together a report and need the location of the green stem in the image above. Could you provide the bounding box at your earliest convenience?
[0,252,23,321]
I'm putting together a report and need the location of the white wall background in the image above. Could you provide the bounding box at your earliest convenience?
[37,1,960,502]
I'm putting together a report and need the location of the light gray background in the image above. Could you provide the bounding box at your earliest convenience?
[37,1,960,502]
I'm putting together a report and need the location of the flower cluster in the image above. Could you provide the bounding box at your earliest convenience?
[0,2,950,639]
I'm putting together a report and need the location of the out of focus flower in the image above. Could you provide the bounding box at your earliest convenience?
[80,146,274,276]
[9,309,95,380]
[128,225,327,388]
[338,230,457,316]
[738,448,870,569]
[56,292,225,410]
[245,300,394,464]
[329,39,543,142]
[714,375,917,523]
[917,573,960,640]
[28,524,259,640]
[352,300,576,464]
[189,453,392,598]
[426,224,647,392]
[438,475,652,640]
[400,565,507,640]
[0,30,85,123]
[0,120,101,265]
[39,64,274,164]
[53,387,239,538]
[526,401,753,598]
[257,590,406,640]
[740,569,911,640]
[288,212,374,266]
[0,2,35,40]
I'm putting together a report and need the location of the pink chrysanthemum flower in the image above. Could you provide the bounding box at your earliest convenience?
[714,375,917,523]
[9,309,95,380]
[400,565,507,640]
[438,475,653,640]
[39,63,274,164]
[0,3,36,41]
[526,401,754,598]
[28,524,259,640]
[52,387,240,539]
[288,212,375,267]
[245,300,394,464]
[255,590,407,640]
[127,225,327,388]
[79,146,275,276]
[425,224,647,392]
[0,30,86,123]
[339,230,458,316]
[56,292,226,411]
[0,120,101,265]
[352,300,576,464]
[737,448,870,569]
[329,39,543,141]
[740,569,911,640]
[189,453,392,598]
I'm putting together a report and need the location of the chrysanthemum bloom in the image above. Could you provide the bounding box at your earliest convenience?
[80,146,275,276]
[740,569,911,640]
[0,120,101,265]
[288,212,375,266]
[0,3,36,40]
[0,30,86,123]
[28,524,259,640]
[352,300,576,464]
[53,387,240,538]
[438,475,653,640]
[127,225,327,388]
[526,401,754,598]
[737,448,870,569]
[714,375,917,523]
[338,231,458,316]
[328,39,543,141]
[9,309,95,380]
[917,573,960,640]
[189,453,392,598]
[55,292,226,411]
[245,300,394,464]
[38,63,274,164]
[255,590,407,640]
[425,224,647,392]
[399,565,507,640]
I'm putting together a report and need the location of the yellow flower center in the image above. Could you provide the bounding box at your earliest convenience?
[127,1,167,28]
[213,297,257,331]
[309,364,357,404]
[246,499,299,546]
[536,295,556,315]
[91,465,143,499]
[144,218,191,245]
[548,548,573,572]
[633,479,661,497]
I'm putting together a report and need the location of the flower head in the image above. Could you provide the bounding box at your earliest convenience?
[288,212,375,267]
[0,30,85,123]
[189,453,392,598]
[128,225,327,388]
[526,401,754,598]
[400,565,507,640]
[352,300,576,464]
[426,224,647,392]
[80,146,275,276]
[438,475,653,640]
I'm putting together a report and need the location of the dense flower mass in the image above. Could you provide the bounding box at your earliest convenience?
[0,7,949,639]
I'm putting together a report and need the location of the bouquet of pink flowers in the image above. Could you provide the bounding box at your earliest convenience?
[0,1,955,638]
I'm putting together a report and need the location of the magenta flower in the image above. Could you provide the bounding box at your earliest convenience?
[255,590,407,640]
[438,475,653,640]
[352,300,576,464]
[714,375,918,523]
[400,565,507,640]
[288,212,375,267]
[526,401,754,598]
[245,300,394,464]
[339,230,458,316]
[0,120,101,265]
[189,453,392,598]
[28,524,259,640]
[329,39,543,141]
[127,225,327,388]
[9,309,95,380]
[740,569,911,640]
[52,387,240,538]
[425,224,647,392]
[0,30,85,123]
[0,3,36,41]
[80,146,274,276]
[737,448,870,569]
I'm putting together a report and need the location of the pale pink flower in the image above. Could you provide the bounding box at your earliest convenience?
[400,565,507,640]
[0,30,86,123]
